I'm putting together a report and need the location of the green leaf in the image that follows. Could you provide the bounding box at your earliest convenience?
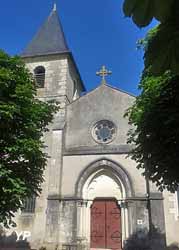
[144,23,179,75]
[132,0,153,27]
[123,0,138,17]
[123,0,174,27]
[154,0,174,22]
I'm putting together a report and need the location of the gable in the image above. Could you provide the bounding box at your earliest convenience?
[65,84,135,151]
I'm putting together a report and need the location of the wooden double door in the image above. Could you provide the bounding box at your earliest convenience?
[90,199,122,250]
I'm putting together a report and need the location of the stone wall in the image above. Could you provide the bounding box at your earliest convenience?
[12,53,83,249]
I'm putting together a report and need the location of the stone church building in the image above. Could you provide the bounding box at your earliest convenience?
[12,5,179,250]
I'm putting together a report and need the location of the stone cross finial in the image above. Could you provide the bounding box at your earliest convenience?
[96,65,112,84]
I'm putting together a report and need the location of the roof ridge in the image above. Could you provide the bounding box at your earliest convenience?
[68,83,135,106]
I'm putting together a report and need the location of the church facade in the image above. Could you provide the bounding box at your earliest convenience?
[12,6,179,250]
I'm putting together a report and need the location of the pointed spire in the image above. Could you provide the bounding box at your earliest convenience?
[21,6,69,57]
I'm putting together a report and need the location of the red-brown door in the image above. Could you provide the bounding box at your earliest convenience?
[90,199,122,250]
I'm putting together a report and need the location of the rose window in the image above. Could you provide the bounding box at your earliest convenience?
[92,120,116,144]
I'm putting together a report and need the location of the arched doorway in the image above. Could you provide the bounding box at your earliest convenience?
[75,159,133,249]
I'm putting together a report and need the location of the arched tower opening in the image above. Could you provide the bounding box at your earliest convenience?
[34,66,46,88]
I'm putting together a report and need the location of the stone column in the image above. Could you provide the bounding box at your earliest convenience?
[150,192,166,250]
[59,200,76,244]
[45,129,63,247]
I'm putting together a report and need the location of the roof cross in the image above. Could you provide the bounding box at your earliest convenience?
[96,65,112,84]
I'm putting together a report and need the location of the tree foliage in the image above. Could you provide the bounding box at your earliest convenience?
[123,227,165,250]
[0,50,58,226]
[123,0,174,27]
[123,0,179,191]
[126,70,179,191]
[123,0,179,75]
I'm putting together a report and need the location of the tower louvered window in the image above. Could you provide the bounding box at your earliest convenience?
[34,66,45,88]
[22,195,36,213]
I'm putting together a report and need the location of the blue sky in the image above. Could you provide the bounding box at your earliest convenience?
[0,0,156,95]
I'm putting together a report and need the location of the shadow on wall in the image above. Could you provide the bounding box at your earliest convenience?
[0,227,30,250]
[123,226,179,250]
[167,244,179,250]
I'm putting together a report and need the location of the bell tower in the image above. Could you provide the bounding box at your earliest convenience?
[21,5,85,248]
[22,4,85,115]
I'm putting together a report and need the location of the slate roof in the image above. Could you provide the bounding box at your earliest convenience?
[21,7,69,57]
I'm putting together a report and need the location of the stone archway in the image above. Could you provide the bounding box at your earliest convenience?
[75,159,133,248]
[75,159,134,198]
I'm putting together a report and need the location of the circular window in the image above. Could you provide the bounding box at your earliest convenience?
[92,120,116,144]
